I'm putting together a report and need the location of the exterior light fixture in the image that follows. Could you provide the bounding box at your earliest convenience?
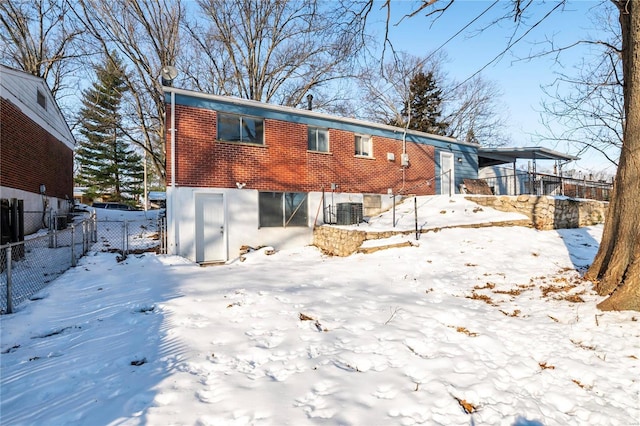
[160,65,178,87]
[39,184,46,194]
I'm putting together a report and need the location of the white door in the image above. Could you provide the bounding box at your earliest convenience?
[440,152,455,196]
[195,193,225,263]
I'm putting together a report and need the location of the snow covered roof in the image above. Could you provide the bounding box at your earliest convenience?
[0,64,75,150]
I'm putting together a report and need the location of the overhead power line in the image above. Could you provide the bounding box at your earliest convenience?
[416,0,500,69]
[451,1,566,92]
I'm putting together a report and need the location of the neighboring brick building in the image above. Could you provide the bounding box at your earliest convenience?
[164,87,479,263]
[0,65,75,236]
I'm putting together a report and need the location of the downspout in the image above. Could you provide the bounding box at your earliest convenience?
[400,129,407,193]
[398,91,411,195]
[171,90,176,189]
[170,89,177,253]
[393,95,410,225]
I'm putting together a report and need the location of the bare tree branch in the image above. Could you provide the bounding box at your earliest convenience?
[0,0,84,98]
[68,0,184,181]
[184,0,366,107]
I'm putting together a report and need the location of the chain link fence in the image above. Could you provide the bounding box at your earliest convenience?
[94,217,161,256]
[157,213,167,254]
[23,211,46,234]
[0,211,162,314]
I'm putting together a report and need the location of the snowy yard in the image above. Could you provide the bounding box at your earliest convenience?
[1,196,638,425]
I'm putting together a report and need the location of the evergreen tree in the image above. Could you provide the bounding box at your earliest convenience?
[465,128,480,145]
[75,54,143,203]
[390,71,449,136]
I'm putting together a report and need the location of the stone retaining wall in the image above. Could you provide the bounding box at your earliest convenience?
[466,195,607,230]
[313,196,607,256]
[312,226,415,257]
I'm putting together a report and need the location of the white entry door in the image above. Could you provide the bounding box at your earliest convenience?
[195,193,225,263]
[440,152,455,196]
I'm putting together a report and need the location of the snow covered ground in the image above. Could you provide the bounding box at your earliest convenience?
[1,196,638,426]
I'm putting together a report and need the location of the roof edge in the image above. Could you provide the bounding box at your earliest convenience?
[163,86,478,148]
[478,146,579,161]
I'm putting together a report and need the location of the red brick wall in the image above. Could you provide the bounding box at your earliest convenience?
[0,98,73,199]
[167,104,436,195]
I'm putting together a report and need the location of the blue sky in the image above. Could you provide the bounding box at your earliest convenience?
[367,0,616,173]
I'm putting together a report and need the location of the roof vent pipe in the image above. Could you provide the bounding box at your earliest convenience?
[307,94,313,110]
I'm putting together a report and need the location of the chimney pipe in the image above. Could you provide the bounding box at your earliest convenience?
[307,94,313,110]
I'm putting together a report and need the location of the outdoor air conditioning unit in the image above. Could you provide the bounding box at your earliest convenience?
[401,153,409,167]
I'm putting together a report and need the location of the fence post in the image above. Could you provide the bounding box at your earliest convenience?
[392,194,396,228]
[6,246,13,314]
[122,220,128,260]
[414,197,419,240]
[82,220,88,255]
[49,225,58,249]
[163,216,167,254]
[71,225,77,267]
[92,213,97,243]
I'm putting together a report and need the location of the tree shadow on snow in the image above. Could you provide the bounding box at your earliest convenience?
[512,416,545,426]
[555,226,601,274]
[0,253,191,426]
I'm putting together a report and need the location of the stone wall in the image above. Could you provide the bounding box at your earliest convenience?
[313,195,607,256]
[312,226,413,257]
[466,195,607,230]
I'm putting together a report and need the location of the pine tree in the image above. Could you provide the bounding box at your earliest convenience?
[465,128,479,145]
[75,54,143,203]
[390,71,449,136]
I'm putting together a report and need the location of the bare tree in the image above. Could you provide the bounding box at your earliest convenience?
[359,51,508,145]
[69,0,183,181]
[0,0,84,99]
[358,52,445,125]
[539,1,623,167]
[585,0,640,311]
[184,0,367,107]
[371,0,639,311]
[445,75,509,146]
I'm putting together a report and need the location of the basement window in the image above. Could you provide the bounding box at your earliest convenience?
[259,192,308,227]
[36,89,46,109]
[217,112,264,145]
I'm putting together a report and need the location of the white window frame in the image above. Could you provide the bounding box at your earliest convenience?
[354,134,372,157]
[307,126,329,152]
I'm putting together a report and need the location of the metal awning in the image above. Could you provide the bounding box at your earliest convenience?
[478,147,579,168]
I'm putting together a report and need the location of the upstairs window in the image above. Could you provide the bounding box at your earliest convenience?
[218,112,264,144]
[307,126,329,152]
[354,134,372,157]
[36,89,46,109]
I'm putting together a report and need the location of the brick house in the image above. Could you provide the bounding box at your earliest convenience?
[0,65,75,237]
[164,87,479,263]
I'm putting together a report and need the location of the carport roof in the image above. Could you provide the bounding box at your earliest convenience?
[478,147,579,167]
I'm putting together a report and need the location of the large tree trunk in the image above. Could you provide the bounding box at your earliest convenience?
[585,1,640,311]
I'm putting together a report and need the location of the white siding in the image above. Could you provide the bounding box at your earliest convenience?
[167,187,315,262]
[0,65,75,149]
